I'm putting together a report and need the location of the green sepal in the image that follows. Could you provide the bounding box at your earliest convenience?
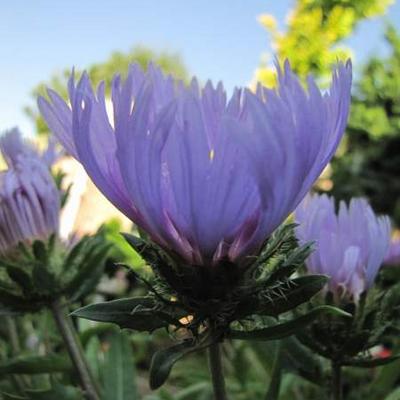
[32,263,58,295]
[263,243,314,285]
[32,240,48,264]
[257,275,329,316]
[121,233,159,265]
[64,240,110,302]
[5,265,34,294]
[71,297,185,332]
[229,306,350,341]
[149,340,199,390]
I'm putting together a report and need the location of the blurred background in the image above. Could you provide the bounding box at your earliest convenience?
[1,0,400,234]
[1,1,400,399]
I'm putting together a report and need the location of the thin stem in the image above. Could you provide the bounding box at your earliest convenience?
[208,341,228,400]
[50,298,100,400]
[331,361,342,400]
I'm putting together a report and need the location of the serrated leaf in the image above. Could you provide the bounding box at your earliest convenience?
[149,340,198,390]
[0,354,71,376]
[258,275,329,316]
[101,332,138,400]
[229,306,350,341]
[71,297,183,332]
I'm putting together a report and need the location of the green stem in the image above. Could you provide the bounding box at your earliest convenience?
[50,298,100,400]
[208,341,228,400]
[331,361,342,400]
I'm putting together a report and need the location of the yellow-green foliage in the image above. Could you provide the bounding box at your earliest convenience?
[255,0,393,87]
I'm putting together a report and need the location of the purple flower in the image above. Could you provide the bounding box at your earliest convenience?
[0,128,60,254]
[295,194,391,300]
[384,238,400,266]
[38,61,351,267]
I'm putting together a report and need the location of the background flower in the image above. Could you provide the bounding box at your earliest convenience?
[295,194,391,300]
[384,238,400,266]
[0,128,60,254]
[39,61,351,267]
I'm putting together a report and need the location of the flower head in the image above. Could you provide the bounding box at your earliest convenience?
[0,128,60,254]
[39,61,351,267]
[384,238,400,266]
[295,194,391,300]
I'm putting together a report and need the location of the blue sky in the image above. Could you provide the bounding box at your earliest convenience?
[1,0,399,136]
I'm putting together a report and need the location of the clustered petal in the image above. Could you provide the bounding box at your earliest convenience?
[39,61,352,267]
[295,194,391,300]
[0,128,60,254]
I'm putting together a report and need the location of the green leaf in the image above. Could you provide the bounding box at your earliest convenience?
[258,275,329,316]
[229,306,350,341]
[0,354,71,376]
[71,297,182,332]
[101,332,138,400]
[343,354,400,368]
[26,384,83,400]
[265,344,283,400]
[149,340,198,390]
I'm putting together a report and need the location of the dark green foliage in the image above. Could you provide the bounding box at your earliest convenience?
[0,234,110,313]
[74,224,339,391]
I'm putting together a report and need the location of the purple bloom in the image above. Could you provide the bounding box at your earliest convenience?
[0,128,60,254]
[38,61,351,267]
[384,238,400,266]
[295,194,391,300]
